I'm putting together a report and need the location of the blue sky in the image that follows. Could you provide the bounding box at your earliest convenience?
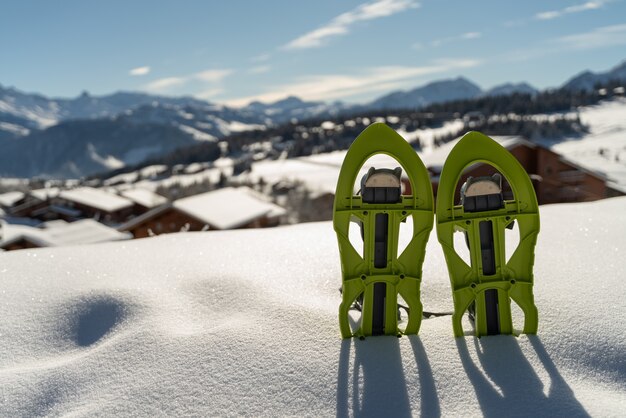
[1,0,626,106]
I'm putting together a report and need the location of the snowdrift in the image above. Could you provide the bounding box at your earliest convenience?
[0,197,625,416]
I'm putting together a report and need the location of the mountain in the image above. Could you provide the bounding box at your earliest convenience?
[0,86,271,142]
[0,117,220,178]
[0,85,212,129]
[369,77,482,110]
[562,60,626,91]
[484,82,538,97]
[242,95,351,123]
[0,93,268,178]
[0,97,279,178]
[2,57,625,179]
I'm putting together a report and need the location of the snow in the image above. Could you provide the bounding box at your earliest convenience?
[87,144,125,170]
[547,98,626,191]
[321,121,336,130]
[249,157,343,195]
[103,171,139,186]
[178,124,217,142]
[0,98,58,129]
[398,119,465,152]
[0,197,623,415]
[173,187,286,229]
[246,121,465,194]
[139,165,168,179]
[416,135,526,171]
[30,187,60,201]
[120,188,167,209]
[0,191,25,207]
[0,121,30,136]
[59,188,134,213]
[0,218,130,248]
[224,120,266,133]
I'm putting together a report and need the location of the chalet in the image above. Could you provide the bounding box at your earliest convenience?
[119,187,287,238]
[53,187,135,224]
[0,191,26,211]
[0,219,131,251]
[423,136,620,205]
[120,188,168,213]
[8,188,70,221]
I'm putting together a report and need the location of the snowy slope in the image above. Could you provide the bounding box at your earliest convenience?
[549,98,626,192]
[0,197,624,416]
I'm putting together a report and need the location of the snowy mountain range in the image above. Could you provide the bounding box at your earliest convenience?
[483,82,538,97]
[369,77,484,110]
[0,58,624,178]
[562,60,626,91]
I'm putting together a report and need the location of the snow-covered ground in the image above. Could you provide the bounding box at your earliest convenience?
[0,197,624,416]
[244,99,626,196]
[549,98,626,193]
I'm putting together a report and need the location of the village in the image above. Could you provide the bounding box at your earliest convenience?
[1,122,623,252]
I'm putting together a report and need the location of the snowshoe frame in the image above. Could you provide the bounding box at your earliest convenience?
[334,123,434,339]
[435,131,540,337]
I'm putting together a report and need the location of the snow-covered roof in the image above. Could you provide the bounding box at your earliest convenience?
[0,191,25,207]
[59,187,134,213]
[121,188,168,209]
[0,218,131,248]
[29,187,60,201]
[173,187,286,230]
[0,197,624,415]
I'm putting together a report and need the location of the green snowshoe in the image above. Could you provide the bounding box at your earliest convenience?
[435,131,540,337]
[333,123,433,339]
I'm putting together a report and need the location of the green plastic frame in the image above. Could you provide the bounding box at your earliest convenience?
[435,131,540,337]
[333,123,434,338]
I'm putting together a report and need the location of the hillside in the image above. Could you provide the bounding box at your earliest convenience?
[0,197,624,416]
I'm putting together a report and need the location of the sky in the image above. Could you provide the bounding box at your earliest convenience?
[1,0,626,106]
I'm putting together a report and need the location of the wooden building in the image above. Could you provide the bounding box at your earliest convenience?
[52,187,135,224]
[425,136,619,205]
[0,219,131,251]
[0,191,26,212]
[119,187,286,238]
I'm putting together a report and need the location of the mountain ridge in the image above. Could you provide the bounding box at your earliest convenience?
[1,58,625,179]
[561,59,626,91]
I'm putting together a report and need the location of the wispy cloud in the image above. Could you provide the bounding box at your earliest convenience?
[195,69,233,83]
[555,23,626,49]
[283,0,419,50]
[504,23,626,62]
[535,1,605,20]
[143,69,233,93]
[196,88,224,100]
[249,65,271,74]
[129,66,151,76]
[223,59,480,106]
[251,53,271,62]
[144,77,186,91]
[428,31,482,48]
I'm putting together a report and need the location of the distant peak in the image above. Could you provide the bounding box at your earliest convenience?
[273,95,305,105]
[611,59,626,71]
